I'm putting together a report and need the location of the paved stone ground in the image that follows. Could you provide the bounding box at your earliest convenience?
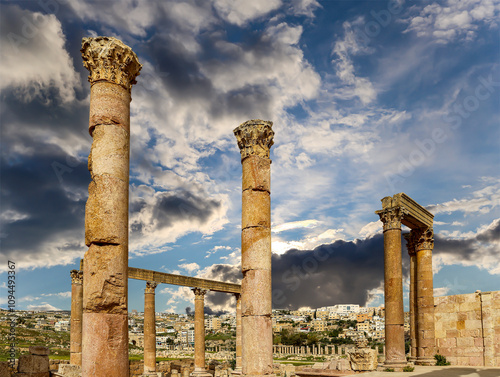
[361,366,500,377]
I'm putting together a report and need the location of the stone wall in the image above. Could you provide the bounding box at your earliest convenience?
[434,290,500,367]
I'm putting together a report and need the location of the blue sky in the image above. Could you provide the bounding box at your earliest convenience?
[0,0,499,314]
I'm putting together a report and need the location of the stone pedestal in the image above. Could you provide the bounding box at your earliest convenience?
[144,282,158,374]
[377,207,407,369]
[234,120,275,377]
[70,270,83,366]
[191,288,211,377]
[414,228,436,365]
[81,36,141,377]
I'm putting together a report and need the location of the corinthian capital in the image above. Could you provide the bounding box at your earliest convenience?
[413,227,434,251]
[376,207,407,231]
[403,233,416,256]
[192,287,208,298]
[233,119,274,160]
[145,281,158,294]
[81,36,142,91]
[70,270,83,284]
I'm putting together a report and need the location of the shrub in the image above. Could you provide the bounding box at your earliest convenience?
[383,368,395,372]
[403,366,415,372]
[434,354,450,366]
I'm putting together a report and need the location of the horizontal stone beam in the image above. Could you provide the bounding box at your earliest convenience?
[380,192,433,229]
[128,267,241,294]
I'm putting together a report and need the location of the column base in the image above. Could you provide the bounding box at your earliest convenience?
[231,368,243,375]
[190,371,211,377]
[415,357,436,366]
[382,360,408,372]
[408,356,417,362]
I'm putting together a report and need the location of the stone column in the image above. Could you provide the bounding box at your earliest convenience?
[81,36,141,377]
[144,281,158,375]
[234,120,274,377]
[404,233,418,362]
[414,228,436,365]
[377,207,407,369]
[192,288,210,376]
[233,293,242,374]
[70,270,83,366]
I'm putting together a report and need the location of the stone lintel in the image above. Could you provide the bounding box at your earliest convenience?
[129,267,241,294]
[378,193,433,230]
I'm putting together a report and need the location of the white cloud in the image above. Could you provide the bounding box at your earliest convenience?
[426,180,500,214]
[434,286,451,296]
[178,262,200,273]
[404,0,500,44]
[359,221,382,238]
[27,303,61,311]
[212,0,282,26]
[332,19,377,104]
[0,6,80,103]
[272,219,320,233]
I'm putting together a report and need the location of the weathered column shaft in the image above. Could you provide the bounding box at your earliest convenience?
[377,207,406,367]
[70,270,83,366]
[192,288,210,376]
[235,293,242,372]
[81,36,141,377]
[414,228,436,365]
[404,233,418,362]
[144,282,158,374]
[234,120,274,377]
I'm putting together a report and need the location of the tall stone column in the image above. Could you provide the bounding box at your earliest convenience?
[191,288,211,376]
[81,36,141,377]
[234,120,274,377]
[233,293,242,374]
[414,228,436,365]
[144,282,158,375]
[70,270,83,366]
[377,207,407,369]
[404,233,418,362]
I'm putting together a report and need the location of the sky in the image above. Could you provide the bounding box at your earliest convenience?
[0,0,499,315]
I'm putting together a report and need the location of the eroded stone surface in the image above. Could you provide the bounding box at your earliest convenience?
[81,312,129,377]
[241,190,270,229]
[88,82,131,135]
[348,347,378,371]
[85,175,128,246]
[241,227,271,272]
[83,244,128,314]
[89,124,129,181]
[242,155,270,192]
[241,270,272,316]
[233,120,274,161]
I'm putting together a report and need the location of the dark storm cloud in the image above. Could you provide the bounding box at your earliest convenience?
[434,219,500,260]
[0,141,88,259]
[202,223,500,310]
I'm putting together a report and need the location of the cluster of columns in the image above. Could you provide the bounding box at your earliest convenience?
[272,345,357,356]
[80,36,141,377]
[78,36,274,376]
[377,202,436,368]
[234,120,275,377]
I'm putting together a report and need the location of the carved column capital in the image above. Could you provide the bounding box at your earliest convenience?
[70,270,83,284]
[81,36,142,92]
[376,207,407,231]
[145,281,158,294]
[233,119,274,160]
[413,227,434,251]
[192,287,208,298]
[403,233,416,256]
